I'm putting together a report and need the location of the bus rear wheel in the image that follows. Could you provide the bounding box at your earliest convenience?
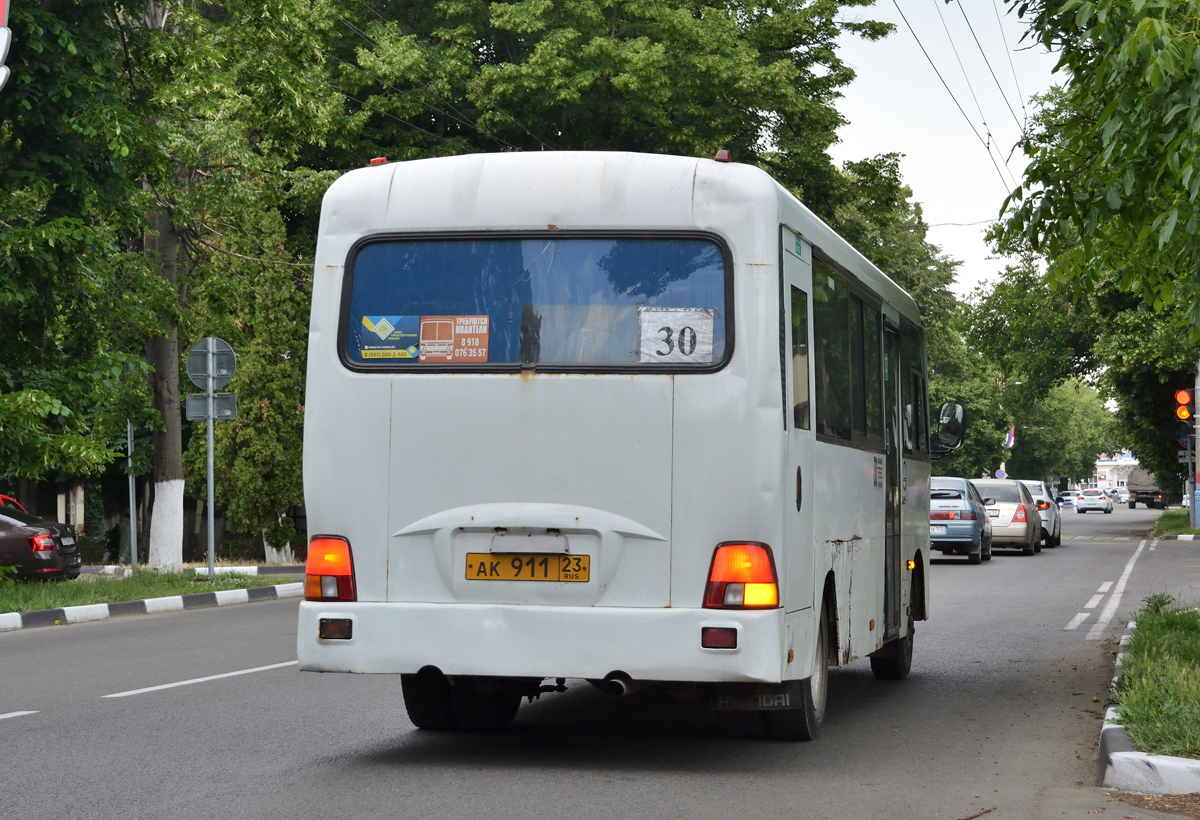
[401,667,457,730]
[870,613,914,680]
[764,604,829,741]
[449,676,522,731]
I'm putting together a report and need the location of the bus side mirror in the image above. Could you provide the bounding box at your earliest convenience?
[931,401,965,458]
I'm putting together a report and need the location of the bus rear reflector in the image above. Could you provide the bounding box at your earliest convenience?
[704,542,779,609]
[701,627,737,649]
[305,536,356,602]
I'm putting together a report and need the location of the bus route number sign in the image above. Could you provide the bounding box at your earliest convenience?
[637,307,714,363]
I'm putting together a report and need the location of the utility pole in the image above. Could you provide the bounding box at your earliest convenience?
[1193,358,1200,527]
[127,420,138,568]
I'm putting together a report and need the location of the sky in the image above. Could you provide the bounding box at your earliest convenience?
[829,0,1061,298]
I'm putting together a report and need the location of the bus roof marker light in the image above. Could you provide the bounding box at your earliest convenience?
[713,149,732,163]
[704,543,778,608]
[369,157,388,166]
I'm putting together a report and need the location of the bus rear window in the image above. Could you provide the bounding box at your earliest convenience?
[341,236,728,370]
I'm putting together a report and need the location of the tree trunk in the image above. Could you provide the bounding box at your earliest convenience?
[262,528,294,565]
[145,204,185,572]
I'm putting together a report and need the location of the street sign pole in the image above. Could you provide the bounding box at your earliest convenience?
[207,338,216,578]
[127,420,138,569]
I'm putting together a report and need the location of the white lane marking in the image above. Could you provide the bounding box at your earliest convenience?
[104,660,298,699]
[1087,540,1149,640]
[1065,613,1090,630]
[63,603,109,624]
[1098,582,1113,593]
[1084,594,1105,609]
[0,711,38,720]
[1150,543,1156,551]
[214,588,249,605]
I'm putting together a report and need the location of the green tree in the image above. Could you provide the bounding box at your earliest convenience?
[0,1,166,487]
[1003,3,1200,328]
[1004,381,1118,481]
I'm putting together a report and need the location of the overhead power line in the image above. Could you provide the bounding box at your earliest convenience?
[890,0,1013,193]
[930,0,1017,190]
[954,0,1024,132]
[990,0,1028,130]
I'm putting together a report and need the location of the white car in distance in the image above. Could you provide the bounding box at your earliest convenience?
[1075,489,1113,514]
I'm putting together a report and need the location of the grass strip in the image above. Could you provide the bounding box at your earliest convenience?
[0,572,296,615]
[1152,508,1200,537]
[1116,593,1200,760]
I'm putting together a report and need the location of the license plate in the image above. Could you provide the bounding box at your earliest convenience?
[60,537,75,545]
[466,553,590,582]
[987,509,999,517]
[930,525,947,535]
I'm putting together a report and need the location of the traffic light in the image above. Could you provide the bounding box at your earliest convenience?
[1174,389,1195,440]
[1175,389,1194,420]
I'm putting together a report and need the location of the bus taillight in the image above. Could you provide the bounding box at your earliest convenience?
[305,536,357,602]
[703,542,779,609]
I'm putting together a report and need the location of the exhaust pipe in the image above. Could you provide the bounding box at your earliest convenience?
[590,671,651,697]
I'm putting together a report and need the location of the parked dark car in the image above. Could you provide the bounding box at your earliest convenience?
[929,477,993,564]
[0,509,81,581]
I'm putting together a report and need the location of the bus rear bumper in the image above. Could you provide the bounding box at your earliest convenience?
[297,600,787,683]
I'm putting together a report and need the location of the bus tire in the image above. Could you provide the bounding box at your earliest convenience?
[765,605,829,741]
[449,676,521,731]
[870,613,914,681]
[401,668,457,731]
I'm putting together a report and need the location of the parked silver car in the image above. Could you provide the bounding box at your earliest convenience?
[972,479,1041,555]
[1019,479,1062,547]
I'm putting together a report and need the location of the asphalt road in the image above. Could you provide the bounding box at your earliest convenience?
[4,505,1200,820]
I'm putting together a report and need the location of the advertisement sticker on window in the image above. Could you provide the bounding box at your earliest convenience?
[637,307,714,363]
[360,315,419,359]
[419,315,490,363]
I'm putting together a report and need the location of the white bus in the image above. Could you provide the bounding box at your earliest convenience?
[297,151,964,740]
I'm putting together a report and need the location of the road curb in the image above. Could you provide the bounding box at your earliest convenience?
[0,582,303,633]
[1100,619,1200,793]
[81,564,305,577]
[1153,534,1198,540]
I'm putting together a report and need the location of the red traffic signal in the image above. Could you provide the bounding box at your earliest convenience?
[1174,389,1194,421]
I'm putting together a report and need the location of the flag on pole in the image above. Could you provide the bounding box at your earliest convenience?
[1003,426,1015,448]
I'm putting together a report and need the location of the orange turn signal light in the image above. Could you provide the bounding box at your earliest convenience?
[305,536,356,602]
[704,543,779,609]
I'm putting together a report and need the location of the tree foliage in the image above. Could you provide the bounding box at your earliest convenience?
[0,1,167,481]
[1004,2,1200,328]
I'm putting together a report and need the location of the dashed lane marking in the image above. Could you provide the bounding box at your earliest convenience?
[1086,540,1150,640]
[1064,613,1090,630]
[1084,594,1104,609]
[1098,581,1113,593]
[0,711,38,720]
[103,660,298,699]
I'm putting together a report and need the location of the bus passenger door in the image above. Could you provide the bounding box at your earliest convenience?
[782,229,814,614]
[882,316,903,640]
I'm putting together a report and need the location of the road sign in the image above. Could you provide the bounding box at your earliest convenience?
[1180,450,1190,464]
[995,469,1006,479]
[186,337,236,389]
[185,392,237,421]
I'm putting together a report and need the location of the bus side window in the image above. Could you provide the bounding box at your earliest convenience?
[791,286,810,430]
[813,259,852,440]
